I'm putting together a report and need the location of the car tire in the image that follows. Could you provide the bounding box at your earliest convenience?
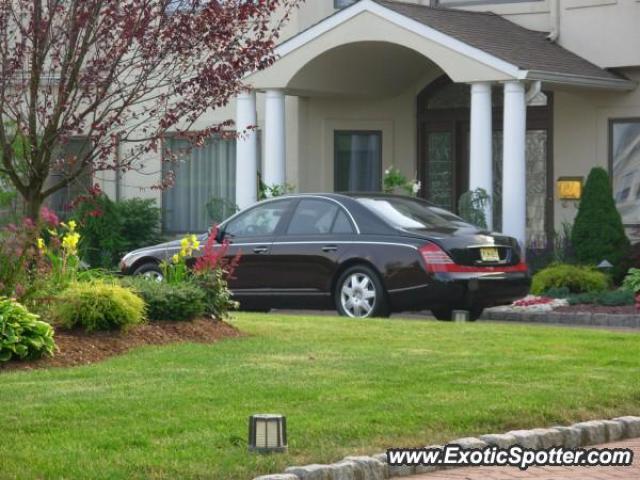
[133,262,164,282]
[335,265,390,319]
[430,305,484,322]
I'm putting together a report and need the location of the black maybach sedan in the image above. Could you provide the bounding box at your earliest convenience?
[120,193,530,320]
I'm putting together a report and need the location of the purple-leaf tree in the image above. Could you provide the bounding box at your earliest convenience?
[0,0,298,218]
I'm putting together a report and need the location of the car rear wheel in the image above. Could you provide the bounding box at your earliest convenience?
[335,265,389,319]
[430,305,484,322]
[133,262,163,282]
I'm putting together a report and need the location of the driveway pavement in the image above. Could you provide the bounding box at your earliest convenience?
[272,310,640,333]
[399,438,639,480]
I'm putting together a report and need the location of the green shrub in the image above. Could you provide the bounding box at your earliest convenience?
[124,277,205,321]
[72,193,124,268]
[567,289,634,306]
[116,198,163,253]
[193,270,239,319]
[458,188,491,229]
[571,167,630,279]
[622,268,640,293]
[541,286,571,299]
[531,263,609,295]
[72,194,162,269]
[0,297,55,362]
[53,281,145,331]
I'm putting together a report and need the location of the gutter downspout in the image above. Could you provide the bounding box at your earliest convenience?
[547,0,560,42]
[526,80,542,105]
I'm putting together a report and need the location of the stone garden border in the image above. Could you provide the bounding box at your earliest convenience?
[253,416,640,480]
[481,310,640,328]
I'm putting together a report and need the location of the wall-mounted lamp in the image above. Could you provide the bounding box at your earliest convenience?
[249,414,287,454]
[557,177,583,201]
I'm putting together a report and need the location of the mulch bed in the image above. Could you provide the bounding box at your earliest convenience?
[1,318,242,372]
[555,305,638,315]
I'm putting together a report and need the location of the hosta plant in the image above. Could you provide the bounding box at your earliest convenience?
[0,297,55,363]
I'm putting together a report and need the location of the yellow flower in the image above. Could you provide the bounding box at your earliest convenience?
[62,232,80,256]
[36,238,46,252]
[172,254,180,264]
[61,220,77,232]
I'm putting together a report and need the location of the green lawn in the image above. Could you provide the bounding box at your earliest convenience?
[2,314,640,479]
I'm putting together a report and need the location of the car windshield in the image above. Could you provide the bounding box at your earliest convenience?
[356,196,471,230]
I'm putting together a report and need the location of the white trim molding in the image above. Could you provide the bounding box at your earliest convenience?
[276,0,524,80]
[271,0,635,92]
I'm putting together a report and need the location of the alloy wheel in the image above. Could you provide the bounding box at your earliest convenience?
[142,270,164,282]
[340,272,377,318]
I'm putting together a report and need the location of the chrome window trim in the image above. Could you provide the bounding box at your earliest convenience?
[221,195,361,235]
[223,240,418,250]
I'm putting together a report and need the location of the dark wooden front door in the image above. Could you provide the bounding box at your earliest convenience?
[417,76,554,245]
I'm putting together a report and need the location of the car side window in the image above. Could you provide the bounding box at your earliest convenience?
[332,210,355,234]
[225,200,290,238]
[287,199,339,235]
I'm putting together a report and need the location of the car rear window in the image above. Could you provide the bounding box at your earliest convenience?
[356,197,470,230]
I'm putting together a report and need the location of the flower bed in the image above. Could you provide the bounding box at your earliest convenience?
[0,318,241,372]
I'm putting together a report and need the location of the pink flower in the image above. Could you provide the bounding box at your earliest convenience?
[40,207,60,227]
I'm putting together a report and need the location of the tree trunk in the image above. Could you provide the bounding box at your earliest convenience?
[24,192,44,221]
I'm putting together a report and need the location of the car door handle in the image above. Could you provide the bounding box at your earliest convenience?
[321,245,338,253]
[253,246,269,254]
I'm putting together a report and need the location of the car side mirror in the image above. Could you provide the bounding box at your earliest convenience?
[214,228,226,243]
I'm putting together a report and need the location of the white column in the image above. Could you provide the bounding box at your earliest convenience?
[469,82,493,230]
[502,80,527,248]
[235,90,258,210]
[263,89,286,187]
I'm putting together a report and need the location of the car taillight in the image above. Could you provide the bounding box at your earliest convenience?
[418,242,529,274]
[419,242,454,273]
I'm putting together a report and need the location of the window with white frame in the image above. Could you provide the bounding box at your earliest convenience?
[610,119,640,228]
[162,136,236,234]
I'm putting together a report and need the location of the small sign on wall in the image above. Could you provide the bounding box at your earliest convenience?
[557,176,583,201]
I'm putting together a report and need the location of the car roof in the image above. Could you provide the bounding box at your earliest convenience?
[278,192,423,201]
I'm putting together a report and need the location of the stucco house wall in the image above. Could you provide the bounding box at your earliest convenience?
[91,0,640,242]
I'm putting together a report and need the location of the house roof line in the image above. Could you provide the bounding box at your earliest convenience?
[275,0,524,79]
[271,0,635,91]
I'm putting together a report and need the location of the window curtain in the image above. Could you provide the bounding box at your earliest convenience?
[334,131,381,192]
[163,137,236,234]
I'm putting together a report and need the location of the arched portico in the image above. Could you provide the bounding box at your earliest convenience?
[235,0,632,247]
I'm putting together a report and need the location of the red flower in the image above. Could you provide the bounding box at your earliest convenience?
[194,225,241,278]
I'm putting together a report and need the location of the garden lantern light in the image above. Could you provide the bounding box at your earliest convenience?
[248,414,287,453]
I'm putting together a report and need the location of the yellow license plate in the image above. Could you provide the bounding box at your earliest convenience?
[480,247,500,262]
